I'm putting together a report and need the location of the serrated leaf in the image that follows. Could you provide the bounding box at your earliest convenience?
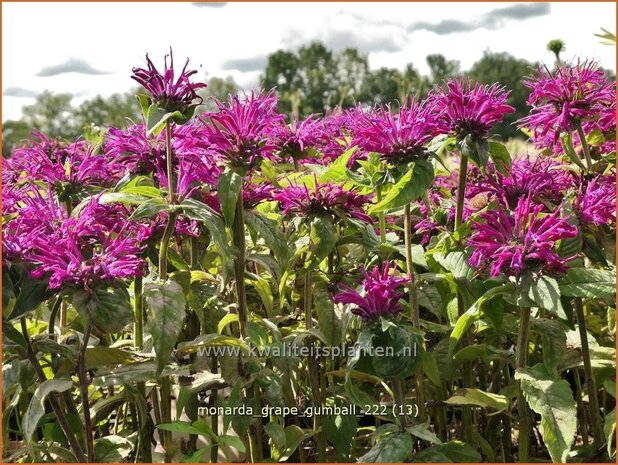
[488,141,511,175]
[94,435,133,462]
[129,197,168,220]
[72,285,134,333]
[558,268,616,300]
[515,364,577,463]
[218,169,244,227]
[244,210,289,265]
[144,281,186,375]
[359,432,413,462]
[23,379,73,442]
[445,388,508,412]
[531,319,567,375]
[323,413,358,460]
[306,216,337,269]
[528,275,566,319]
[369,159,434,213]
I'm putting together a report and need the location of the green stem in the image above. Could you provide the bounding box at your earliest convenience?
[161,376,173,462]
[232,194,248,339]
[47,297,62,336]
[158,211,179,281]
[573,368,589,446]
[376,186,387,244]
[574,298,604,444]
[210,356,219,463]
[304,270,327,462]
[404,204,425,421]
[20,318,87,462]
[391,378,408,432]
[165,121,175,203]
[77,326,95,462]
[576,124,593,171]
[454,151,473,442]
[134,275,144,351]
[502,365,513,462]
[516,306,531,462]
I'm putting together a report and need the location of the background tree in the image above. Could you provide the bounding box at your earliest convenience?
[426,53,461,84]
[197,76,239,112]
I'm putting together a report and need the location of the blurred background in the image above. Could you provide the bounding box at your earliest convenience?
[2,2,616,154]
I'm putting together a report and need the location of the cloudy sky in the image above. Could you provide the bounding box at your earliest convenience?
[2,2,616,121]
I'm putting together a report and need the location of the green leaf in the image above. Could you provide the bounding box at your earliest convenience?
[8,277,54,321]
[146,104,183,137]
[515,364,577,463]
[561,133,587,170]
[369,159,434,213]
[406,423,443,445]
[323,413,358,461]
[97,192,152,206]
[435,250,475,281]
[264,422,286,450]
[558,268,616,300]
[218,169,244,227]
[181,198,232,279]
[314,284,342,347]
[359,432,413,462]
[488,141,511,175]
[129,197,168,220]
[531,319,567,375]
[23,379,73,442]
[605,408,616,458]
[218,434,246,453]
[72,285,134,333]
[244,210,289,265]
[461,135,489,171]
[176,333,250,356]
[94,435,133,462]
[444,388,508,412]
[371,325,424,380]
[528,275,566,319]
[157,421,208,437]
[306,216,337,269]
[144,281,186,375]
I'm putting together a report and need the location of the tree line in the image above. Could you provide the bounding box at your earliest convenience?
[4,41,606,154]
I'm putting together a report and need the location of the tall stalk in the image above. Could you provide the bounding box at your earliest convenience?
[572,125,604,444]
[516,306,531,462]
[454,151,473,441]
[304,270,327,462]
[404,204,425,421]
[77,326,95,462]
[158,120,177,461]
[391,378,409,432]
[574,298,604,443]
[232,194,248,339]
[376,185,387,244]
[20,318,87,462]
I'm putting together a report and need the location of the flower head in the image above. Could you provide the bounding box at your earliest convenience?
[131,49,206,113]
[574,174,616,227]
[274,178,373,223]
[468,196,578,277]
[269,114,324,161]
[467,156,573,209]
[429,79,514,139]
[334,262,410,321]
[351,98,438,163]
[518,61,615,147]
[200,90,285,168]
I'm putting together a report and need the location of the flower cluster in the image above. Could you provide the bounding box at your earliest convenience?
[131,49,206,113]
[468,196,579,277]
[273,179,373,223]
[334,262,410,321]
[428,79,514,139]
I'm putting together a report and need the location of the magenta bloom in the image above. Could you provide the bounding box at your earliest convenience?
[104,124,164,175]
[518,62,615,147]
[429,79,514,139]
[334,262,410,321]
[131,49,206,112]
[468,196,579,278]
[274,179,373,223]
[351,98,438,163]
[467,156,573,209]
[243,181,275,208]
[270,114,324,161]
[26,198,146,290]
[574,175,616,227]
[200,90,285,168]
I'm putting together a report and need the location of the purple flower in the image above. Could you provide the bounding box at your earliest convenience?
[131,49,206,113]
[104,124,164,175]
[428,79,514,139]
[274,178,373,223]
[26,198,146,290]
[351,98,439,163]
[200,90,285,168]
[518,62,615,148]
[468,196,579,278]
[334,262,410,321]
[269,114,324,161]
[574,175,616,227]
[467,156,573,209]
[243,181,275,208]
